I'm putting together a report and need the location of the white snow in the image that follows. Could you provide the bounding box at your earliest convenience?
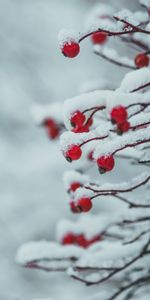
[114,9,141,26]
[94,45,135,68]
[139,0,150,8]
[94,127,150,158]
[58,29,80,48]
[119,68,150,93]
[16,241,85,265]
[31,102,63,124]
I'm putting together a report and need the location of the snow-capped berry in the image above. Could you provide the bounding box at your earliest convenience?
[69,201,81,213]
[117,121,130,135]
[61,42,80,58]
[62,233,76,245]
[46,126,60,139]
[97,155,115,174]
[135,53,149,68]
[70,182,82,192]
[111,106,128,124]
[77,197,92,212]
[91,32,107,44]
[70,111,86,127]
[65,145,82,162]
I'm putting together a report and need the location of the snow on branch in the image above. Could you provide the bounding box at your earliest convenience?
[60,124,110,153]
[94,127,150,158]
[94,45,136,69]
[69,237,150,286]
[16,241,85,271]
[114,9,141,26]
[118,68,150,93]
[56,214,114,242]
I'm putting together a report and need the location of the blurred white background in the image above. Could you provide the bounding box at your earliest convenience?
[0,0,139,299]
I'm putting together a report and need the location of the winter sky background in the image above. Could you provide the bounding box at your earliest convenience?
[0,0,140,299]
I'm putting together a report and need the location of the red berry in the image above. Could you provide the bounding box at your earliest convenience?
[77,197,92,212]
[91,32,107,44]
[135,53,149,68]
[43,118,60,139]
[46,126,59,139]
[117,121,130,135]
[111,106,128,124]
[62,42,80,58]
[65,145,82,162]
[76,234,88,248]
[97,155,115,173]
[70,182,82,192]
[62,233,76,245]
[72,125,89,133]
[69,201,81,213]
[43,118,56,128]
[70,111,85,127]
[88,151,94,161]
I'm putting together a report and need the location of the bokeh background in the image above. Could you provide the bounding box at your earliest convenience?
[0,0,140,299]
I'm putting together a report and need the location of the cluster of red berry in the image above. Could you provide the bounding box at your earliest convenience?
[71,110,93,133]
[62,232,102,248]
[70,197,93,213]
[60,32,149,69]
[63,106,115,175]
[42,118,60,139]
[60,30,150,215]
[67,181,92,213]
[61,32,107,58]
[110,105,130,135]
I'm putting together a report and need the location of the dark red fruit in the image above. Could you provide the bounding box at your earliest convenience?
[70,111,85,127]
[97,155,115,173]
[117,121,130,135]
[72,125,89,133]
[135,53,149,68]
[43,118,56,127]
[62,42,80,58]
[43,118,59,139]
[62,233,76,245]
[46,126,59,139]
[65,145,82,162]
[91,32,107,44]
[70,182,82,192]
[88,151,94,161]
[69,201,81,213]
[76,234,88,248]
[77,197,92,212]
[111,106,128,124]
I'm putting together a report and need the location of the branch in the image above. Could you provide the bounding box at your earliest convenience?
[131,81,150,93]
[71,239,150,286]
[108,275,150,300]
[94,48,136,70]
